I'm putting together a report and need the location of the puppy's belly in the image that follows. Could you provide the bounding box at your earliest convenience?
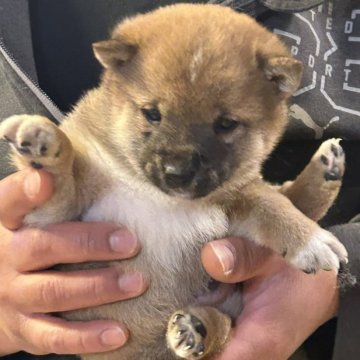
[72,184,229,360]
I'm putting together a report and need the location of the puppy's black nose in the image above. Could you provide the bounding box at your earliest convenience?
[163,152,200,188]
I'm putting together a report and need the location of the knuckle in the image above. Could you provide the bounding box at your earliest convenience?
[12,228,49,268]
[45,329,87,354]
[42,329,67,354]
[7,313,24,341]
[16,316,46,354]
[0,281,11,304]
[38,278,66,305]
[0,203,12,226]
[28,228,50,255]
[0,223,12,244]
[5,278,25,309]
[9,280,43,312]
[76,229,97,255]
[85,274,108,303]
[77,332,90,353]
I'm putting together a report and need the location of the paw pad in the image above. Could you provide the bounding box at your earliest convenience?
[0,115,63,168]
[317,138,345,181]
[168,312,207,359]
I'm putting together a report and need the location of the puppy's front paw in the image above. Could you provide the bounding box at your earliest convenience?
[289,229,348,273]
[315,138,345,181]
[167,312,207,359]
[0,115,68,169]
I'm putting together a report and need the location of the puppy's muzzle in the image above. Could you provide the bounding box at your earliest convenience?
[162,151,201,189]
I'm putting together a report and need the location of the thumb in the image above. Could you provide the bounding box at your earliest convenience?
[201,238,273,283]
[0,169,53,230]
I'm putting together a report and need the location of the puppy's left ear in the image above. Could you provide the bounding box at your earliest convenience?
[92,38,137,69]
[259,56,303,98]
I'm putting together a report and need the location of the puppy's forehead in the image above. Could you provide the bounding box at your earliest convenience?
[115,4,287,111]
[146,42,260,115]
[139,29,259,107]
[139,17,256,79]
[189,47,204,84]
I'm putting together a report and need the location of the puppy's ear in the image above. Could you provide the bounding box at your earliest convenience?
[92,39,137,68]
[259,55,303,97]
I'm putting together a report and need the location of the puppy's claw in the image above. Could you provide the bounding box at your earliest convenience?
[185,333,195,349]
[173,314,184,324]
[194,343,205,357]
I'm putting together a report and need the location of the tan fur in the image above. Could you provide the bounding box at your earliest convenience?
[278,139,345,222]
[0,4,347,360]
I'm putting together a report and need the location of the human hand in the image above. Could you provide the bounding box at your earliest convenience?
[0,169,146,356]
[202,238,339,360]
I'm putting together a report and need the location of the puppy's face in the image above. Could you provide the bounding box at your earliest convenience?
[94,4,302,198]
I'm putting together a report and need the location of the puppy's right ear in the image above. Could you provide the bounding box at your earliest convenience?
[92,39,137,68]
[258,55,303,98]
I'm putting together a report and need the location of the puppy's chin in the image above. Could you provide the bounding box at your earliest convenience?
[151,178,217,200]
[144,171,221,200]
[167,189,196,200]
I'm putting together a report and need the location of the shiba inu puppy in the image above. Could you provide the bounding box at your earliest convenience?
[0,4,347,360]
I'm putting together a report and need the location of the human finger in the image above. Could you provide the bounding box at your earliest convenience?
[19,315,129,355]
[10,222,140,271]
[0,169,53,230]
[201,237,274,283]
[13,268,147,313]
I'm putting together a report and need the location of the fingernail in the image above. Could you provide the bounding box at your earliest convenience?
[100,327,127,347]
[109,230,138,254]
[118,272,144,294]
[24,171,41,198]
[210,242,235,275]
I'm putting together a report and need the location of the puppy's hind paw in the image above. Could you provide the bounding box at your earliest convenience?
[289,229,348,274]
[167,312,207,359]
[315,138,345,181]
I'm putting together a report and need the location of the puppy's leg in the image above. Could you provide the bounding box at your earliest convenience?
[278,138,345,222]
[0,114,79,225]
[229,181,348,273]
[167,306,231,360]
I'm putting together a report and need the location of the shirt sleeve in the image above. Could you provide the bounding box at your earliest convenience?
[329,223,360,360]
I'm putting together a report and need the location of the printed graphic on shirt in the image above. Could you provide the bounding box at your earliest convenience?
[265,0,360,139]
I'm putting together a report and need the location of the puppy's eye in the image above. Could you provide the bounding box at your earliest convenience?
[141,108,161,124]
[213,117,239,135]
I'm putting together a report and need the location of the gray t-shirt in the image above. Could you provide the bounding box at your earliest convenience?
[265,0,360,139]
